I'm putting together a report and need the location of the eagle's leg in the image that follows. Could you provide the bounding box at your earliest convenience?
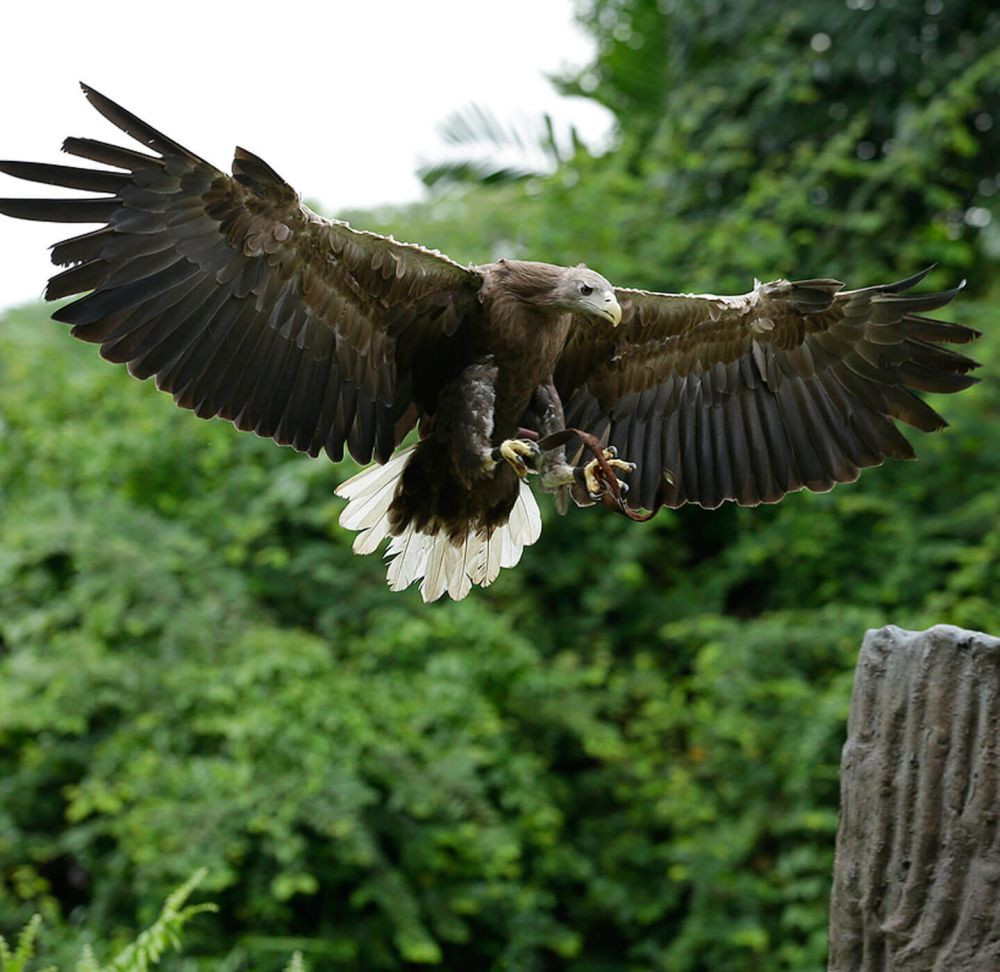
[437,357,508,488]
[521,381,639,506]
[519,382,571,489]
[437,357,541,483]
[520,381,588,511]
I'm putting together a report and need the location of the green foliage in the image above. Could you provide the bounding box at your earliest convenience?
[100,871,215,972]
[0,874,212,972]
[1,917,55,972]
[1,3,999,970]
[0,300,996,970]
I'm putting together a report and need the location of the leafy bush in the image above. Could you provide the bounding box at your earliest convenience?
[0,293,996,970]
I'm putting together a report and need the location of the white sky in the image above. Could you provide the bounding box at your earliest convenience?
[0,0,612,311]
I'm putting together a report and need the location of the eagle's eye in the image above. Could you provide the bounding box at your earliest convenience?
[579,283,594,296]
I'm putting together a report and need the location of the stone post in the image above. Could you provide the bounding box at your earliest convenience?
[829,625,1000,971]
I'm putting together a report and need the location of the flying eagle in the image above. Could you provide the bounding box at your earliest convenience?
[0,86,981,600]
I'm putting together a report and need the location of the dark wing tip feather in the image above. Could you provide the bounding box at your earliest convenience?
[871,279,967,317]
[0,159,129,194]
[879,264,937,293]
[78,83,205,164]
[0,197,117,223]
[905,315,982,345]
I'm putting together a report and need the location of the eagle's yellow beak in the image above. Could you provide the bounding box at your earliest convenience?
[602,294,622,327]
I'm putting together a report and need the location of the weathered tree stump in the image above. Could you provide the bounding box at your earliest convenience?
[829,624,1000,971]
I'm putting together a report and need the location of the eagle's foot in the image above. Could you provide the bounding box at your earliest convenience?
[487,438,541,478]
[578,447,636,499]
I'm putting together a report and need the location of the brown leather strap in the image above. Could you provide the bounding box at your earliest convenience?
[539,428,669,522]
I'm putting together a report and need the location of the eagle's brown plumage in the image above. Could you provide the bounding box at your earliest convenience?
[558,272,978,511]
[0,86,981,600]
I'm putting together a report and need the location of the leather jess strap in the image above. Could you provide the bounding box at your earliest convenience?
[537,427,671,522]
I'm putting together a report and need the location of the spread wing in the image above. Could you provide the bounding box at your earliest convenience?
[555,269,980,510]
[0,84,484,464]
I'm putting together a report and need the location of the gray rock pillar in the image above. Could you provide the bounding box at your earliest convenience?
[829,624,1000,971]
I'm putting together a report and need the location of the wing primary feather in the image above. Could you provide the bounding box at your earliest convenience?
[49,227,116,266]
[869,281,965,317]
[54,258,200,326]
[0,160,129,194]
[79,83,206,163]
[100,228,176,263]
[61,137,162,170]
[0,197,117,223]
[896,360,979,394]
[905,340,979,374]
[102,246,189,290]
[81,271,212,353]
[804,379,863,477]
[45,259,109,300]
[881,385,948,433]
[871,264,936,294]
[816,372,881,467]
[904,315,980,345]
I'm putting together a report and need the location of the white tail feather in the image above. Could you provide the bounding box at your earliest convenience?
[336,448,543,602]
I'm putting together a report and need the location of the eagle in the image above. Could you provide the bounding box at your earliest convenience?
[0,86,981,600]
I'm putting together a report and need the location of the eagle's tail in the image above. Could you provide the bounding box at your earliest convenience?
[335,446,542,602]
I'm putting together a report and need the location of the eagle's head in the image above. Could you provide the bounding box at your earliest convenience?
[554,264,622,326]
[490,260,622,326]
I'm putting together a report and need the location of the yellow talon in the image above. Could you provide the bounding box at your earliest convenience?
[582,450,635,497]
[490,438,541,478]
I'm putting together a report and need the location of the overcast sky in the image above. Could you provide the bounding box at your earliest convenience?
[0,1,612,310]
